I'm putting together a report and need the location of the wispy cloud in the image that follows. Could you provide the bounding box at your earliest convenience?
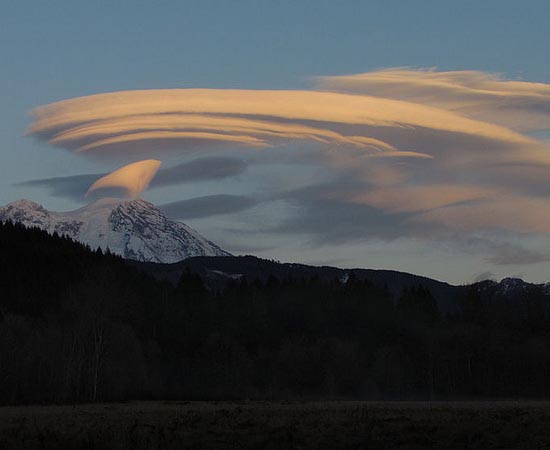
[316,68,550,132]
[485,242,550,266]
[160,194,257,219]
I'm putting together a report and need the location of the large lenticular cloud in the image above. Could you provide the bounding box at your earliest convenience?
[27,88,534,160]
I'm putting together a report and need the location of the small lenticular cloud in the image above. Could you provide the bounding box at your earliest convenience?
[86,159,161,198]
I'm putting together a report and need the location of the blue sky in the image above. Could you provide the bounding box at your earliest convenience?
[2,0,550,283]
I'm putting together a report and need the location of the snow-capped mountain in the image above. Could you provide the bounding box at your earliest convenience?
[0,198,230,263]
[472,277,550,300]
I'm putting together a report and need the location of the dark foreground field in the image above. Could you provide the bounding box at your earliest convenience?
[1,401,550,450]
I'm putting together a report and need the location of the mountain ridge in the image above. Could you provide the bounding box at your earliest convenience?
[130,254,550,313]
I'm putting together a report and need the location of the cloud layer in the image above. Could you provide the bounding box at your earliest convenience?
[160,194,257,219]
[19,156,248,201]
[25,68,550,271]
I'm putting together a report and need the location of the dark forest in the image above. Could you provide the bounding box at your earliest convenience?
[1,221,550,405]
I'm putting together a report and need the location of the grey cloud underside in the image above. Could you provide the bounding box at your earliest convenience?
[484,242,550,266]
[275,197,550,267]
[475,164,550,197]
[16,157,248,201]
[245,179,550,268]
[446,236,550,267]
[160,195,258,220]
[17,174,102,201]
[272,198,410,244]
[151,157,247,187]
[259,181,413,243]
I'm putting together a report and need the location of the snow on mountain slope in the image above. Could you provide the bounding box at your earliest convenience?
[0,198,230,263]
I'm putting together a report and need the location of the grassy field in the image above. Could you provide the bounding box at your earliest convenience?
[1,401,550,449]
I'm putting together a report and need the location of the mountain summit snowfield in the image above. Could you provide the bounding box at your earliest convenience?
[0,198,230,263]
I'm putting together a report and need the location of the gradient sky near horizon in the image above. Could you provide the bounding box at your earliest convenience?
[2,0,550,284]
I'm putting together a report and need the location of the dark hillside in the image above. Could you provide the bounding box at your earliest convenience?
[2,221,550,404]
[132,255,461,312]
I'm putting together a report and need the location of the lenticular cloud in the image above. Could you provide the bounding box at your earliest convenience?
[86,159,161,198]
[316,68,550,132]
[27,88,532,160]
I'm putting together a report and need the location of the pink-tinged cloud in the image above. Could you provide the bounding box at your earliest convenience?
[316,68,550,132]
[47,114,395,152]
[27,88,532,160]
[413,195,550,234]
[350,185,496,213]
[86,159,161,198]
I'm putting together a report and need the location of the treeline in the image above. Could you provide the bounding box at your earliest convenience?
[1,220,550,404]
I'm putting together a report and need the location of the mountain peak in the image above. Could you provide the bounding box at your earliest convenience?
[80,196,150,209]
[1,199,51,227]
[5,198,47,212]
[0,198,230,263]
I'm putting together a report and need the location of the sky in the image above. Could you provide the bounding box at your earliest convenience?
[2,0,550,284]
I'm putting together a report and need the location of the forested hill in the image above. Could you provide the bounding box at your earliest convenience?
[0,220,168,318]
[2,221,550,405]
[132,255,460,311]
